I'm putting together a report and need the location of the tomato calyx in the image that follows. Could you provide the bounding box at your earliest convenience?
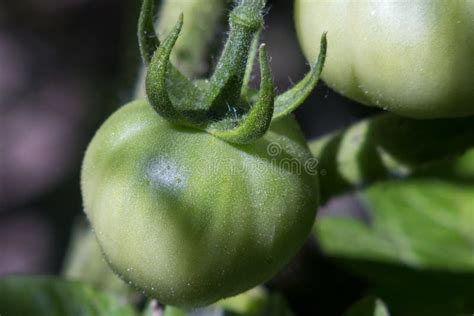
[139,0,327,144]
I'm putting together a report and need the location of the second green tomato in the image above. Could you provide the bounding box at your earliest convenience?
[295,0,474,118]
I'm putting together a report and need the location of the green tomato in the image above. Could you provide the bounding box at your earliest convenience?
[81,100,318,307]
[295,0,474,118]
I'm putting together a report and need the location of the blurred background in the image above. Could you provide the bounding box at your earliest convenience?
[0,0,380,315]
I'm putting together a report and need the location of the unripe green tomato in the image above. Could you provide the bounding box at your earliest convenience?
[81,100,319,307]
[295,0,474,119]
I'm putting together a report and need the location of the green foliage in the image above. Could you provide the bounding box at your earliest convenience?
[151,287,294,316]
[0,276,138,316]
[343,296,389,316]
[309,113,474,204]
[316,149,474,315]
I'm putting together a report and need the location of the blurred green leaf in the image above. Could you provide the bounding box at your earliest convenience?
[216,287,293,316]
[315,149,474,315]
[318,178,474,270]
[0,276,138,316]
[343,296,389,316]
[163,306,188,316]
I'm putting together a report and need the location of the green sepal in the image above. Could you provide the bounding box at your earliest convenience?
[140,0,326,144]
[273,32,327,120]
[145,15,206,126]
[145,14,187,123]
[208,44,274,144]
[242,30,261,96]
[138,0,159,66]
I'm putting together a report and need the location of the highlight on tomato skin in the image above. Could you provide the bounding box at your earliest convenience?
[81,100,319,307]
[295,0,474,119]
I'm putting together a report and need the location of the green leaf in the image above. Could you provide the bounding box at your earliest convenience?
[343,296,389,316]
[318,178,474,271]
[163,306,188,316]
[317,153,474,271]
[315,149,474,315]
[0,276,138,316]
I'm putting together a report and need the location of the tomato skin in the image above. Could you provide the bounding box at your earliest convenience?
[81,100,318,307]
[295,0,474,119]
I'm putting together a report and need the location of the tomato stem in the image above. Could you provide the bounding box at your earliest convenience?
[200,0,265,115]
[140,0,327,144]
[208,44,274,143]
